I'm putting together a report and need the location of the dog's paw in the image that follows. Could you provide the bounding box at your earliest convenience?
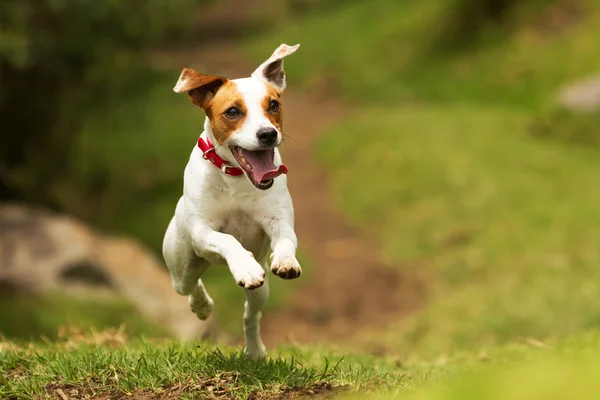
[232,256,266,290]
[270,252,302,280]
[245,343,267,361]
[189,295,214,321]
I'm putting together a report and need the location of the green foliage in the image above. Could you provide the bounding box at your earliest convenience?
[61,68,201,251]
[0,0,201,70]
[286,0,361,16]
[441,0,521,41]
[0,0,206,205]
[434,0,560,50]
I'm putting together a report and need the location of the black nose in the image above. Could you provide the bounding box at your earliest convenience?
[256,127,278,146]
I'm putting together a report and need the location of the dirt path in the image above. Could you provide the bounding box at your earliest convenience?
[152,3,425,346]
[261,88,425,346]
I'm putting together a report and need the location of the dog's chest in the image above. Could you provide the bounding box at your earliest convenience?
[218,209,268,255]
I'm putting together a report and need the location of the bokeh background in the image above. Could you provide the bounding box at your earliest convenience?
[2,0,600,363]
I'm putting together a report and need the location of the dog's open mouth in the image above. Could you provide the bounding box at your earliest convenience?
[230,146,288,190]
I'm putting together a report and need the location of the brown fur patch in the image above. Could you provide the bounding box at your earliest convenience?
[205,81,247,145]
[262,86,283,132]
[173,68,227,109]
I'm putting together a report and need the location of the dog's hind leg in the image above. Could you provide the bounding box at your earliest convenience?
[164,228,213,320]
[163,214,210,297]
[243,260,270,360]
[189,279,214,320]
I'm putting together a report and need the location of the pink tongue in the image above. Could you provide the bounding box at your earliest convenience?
[241,149,288,182]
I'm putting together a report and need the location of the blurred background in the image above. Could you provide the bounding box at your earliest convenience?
[2,0,600,359]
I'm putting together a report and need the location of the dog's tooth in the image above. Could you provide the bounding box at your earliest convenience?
[240,156,251,170]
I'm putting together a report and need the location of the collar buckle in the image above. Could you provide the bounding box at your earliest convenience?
[221,164,233,175]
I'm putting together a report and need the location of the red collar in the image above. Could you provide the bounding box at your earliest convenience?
[197,137,244,176]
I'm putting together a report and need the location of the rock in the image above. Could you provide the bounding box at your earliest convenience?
[558,73,600,113]
[0,203,210,340]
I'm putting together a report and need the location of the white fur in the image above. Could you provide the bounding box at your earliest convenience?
[162,45,301,360]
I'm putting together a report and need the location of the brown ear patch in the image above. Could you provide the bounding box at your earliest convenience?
[262,86,283,132]
[205,81,247,145]
[173,68,227,109]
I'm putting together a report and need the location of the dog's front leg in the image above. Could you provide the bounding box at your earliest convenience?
[191,227,266,289]
[261,210,302,280]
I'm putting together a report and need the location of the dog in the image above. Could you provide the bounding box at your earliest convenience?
[162,44,302,360]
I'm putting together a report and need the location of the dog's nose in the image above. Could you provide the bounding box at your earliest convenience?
[256,127,278,146]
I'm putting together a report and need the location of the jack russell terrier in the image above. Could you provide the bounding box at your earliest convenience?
[162,44,302,360]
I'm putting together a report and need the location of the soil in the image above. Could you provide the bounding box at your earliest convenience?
[44,381,343,400]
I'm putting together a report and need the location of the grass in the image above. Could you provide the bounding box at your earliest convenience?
[0,330,407,399]
[319,106,600,357]
[363,333,600,399]
[5,328,600,399]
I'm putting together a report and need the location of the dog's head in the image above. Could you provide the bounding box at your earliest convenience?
[173,44,299,190]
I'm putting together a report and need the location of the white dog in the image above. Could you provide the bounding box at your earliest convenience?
[162,44,302,360]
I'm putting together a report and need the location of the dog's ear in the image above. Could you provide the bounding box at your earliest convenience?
[173,68,227,109]
[251,43,299,91]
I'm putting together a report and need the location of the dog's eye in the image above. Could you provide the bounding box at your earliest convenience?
[224,107,242,119]
[268,100,280,113]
